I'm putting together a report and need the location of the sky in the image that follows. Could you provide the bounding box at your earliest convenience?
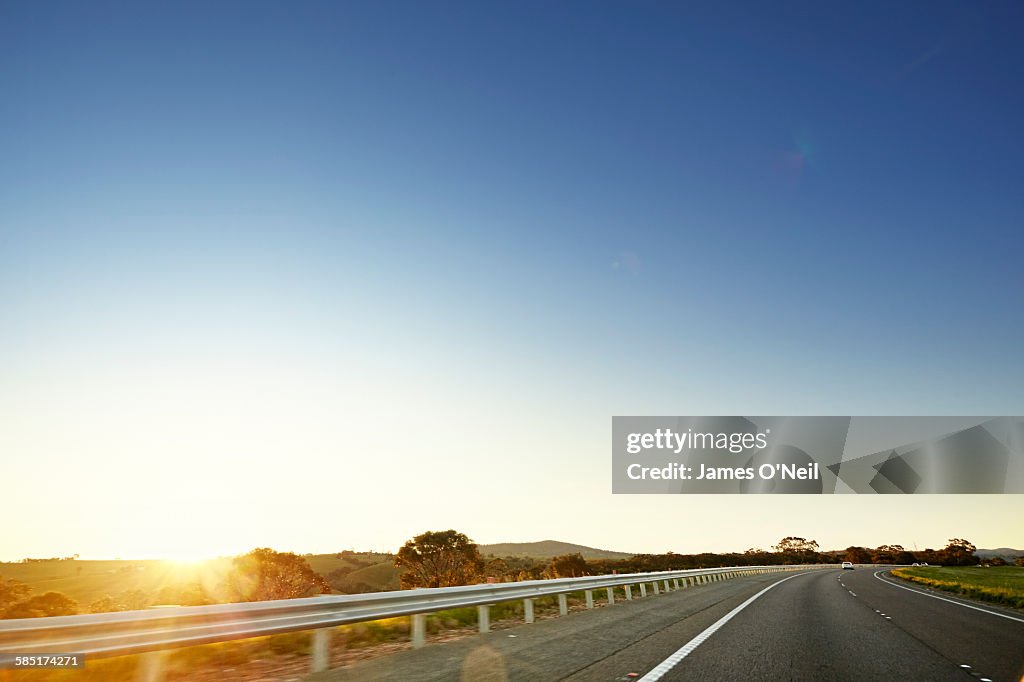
[2,1,1023,561]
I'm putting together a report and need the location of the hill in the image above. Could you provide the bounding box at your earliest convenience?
[479,540,632,560]
[976,548,1024,560]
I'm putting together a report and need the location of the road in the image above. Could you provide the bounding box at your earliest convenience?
[307,568,1024,682]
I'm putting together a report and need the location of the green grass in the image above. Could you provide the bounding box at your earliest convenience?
[342,562,401,590]
[892,566,1024,609]
[303,553,393,577]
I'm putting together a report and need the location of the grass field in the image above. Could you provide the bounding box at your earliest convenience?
[0,559,234,606]
[0,553,398,609]
[892,566,1024,609]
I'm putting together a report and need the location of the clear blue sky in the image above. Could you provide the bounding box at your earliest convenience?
[2,2,1022,559]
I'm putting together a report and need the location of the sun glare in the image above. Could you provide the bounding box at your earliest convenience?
[161,552,218,567]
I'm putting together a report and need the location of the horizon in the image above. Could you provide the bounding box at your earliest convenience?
[3,531,1020,564]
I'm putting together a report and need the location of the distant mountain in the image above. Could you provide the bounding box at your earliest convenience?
[479,540,633,560]
[976,547,1024,559]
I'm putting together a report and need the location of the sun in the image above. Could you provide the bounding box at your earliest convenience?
[162,551,218,566]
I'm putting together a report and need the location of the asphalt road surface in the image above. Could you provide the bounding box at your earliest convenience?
[308,569,1024,682]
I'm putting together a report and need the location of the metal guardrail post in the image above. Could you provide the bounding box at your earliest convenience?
[585,590,594,608]
[639,583,647,597]
[524,598,534,624]
[606,587,615,605]
[310,628,330,673]
[412,613,426,648]
[477,605,490,633]
[624,585,632,600]
[652,581,660,595]
[558,593,568,615]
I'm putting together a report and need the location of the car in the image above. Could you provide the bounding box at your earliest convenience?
[841,562,854,570]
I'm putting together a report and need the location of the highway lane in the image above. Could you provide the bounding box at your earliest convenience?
[307,571,797,681]
[855,569,1024,681]
[644,567,1023,681]
[308,568,1024,681]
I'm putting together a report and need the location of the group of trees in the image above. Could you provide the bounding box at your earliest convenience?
[390,532,1006,589]
[1,576,79,619]
[17,555,79,563]
[840,539,985,567]
[388,533,839,588]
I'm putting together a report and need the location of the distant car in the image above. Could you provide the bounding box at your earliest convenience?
[912,562,920,566]
[841,562,854,570]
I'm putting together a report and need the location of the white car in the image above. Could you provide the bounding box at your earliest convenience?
[841,562,854,570]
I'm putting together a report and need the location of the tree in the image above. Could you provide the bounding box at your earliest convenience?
[225,548,330,602]
[483,557,510,581]
[773,537,820,561]
[0,577,31,612]
[117,589,151,611]
[87,593,152,614]
[871,544,907,564]
[546,553,590,578]
[1015,557,1024,567]
[88,596,120,614]
[4,592,78,619]
[942,539,978,567]
[844,547,872,564]
[395,530,483,589]
[156,582,211,606]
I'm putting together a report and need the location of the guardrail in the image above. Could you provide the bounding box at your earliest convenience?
[0,563,833,679]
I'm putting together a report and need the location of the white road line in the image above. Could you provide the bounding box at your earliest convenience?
[638,572,809,681]
[873,571,1024,625]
